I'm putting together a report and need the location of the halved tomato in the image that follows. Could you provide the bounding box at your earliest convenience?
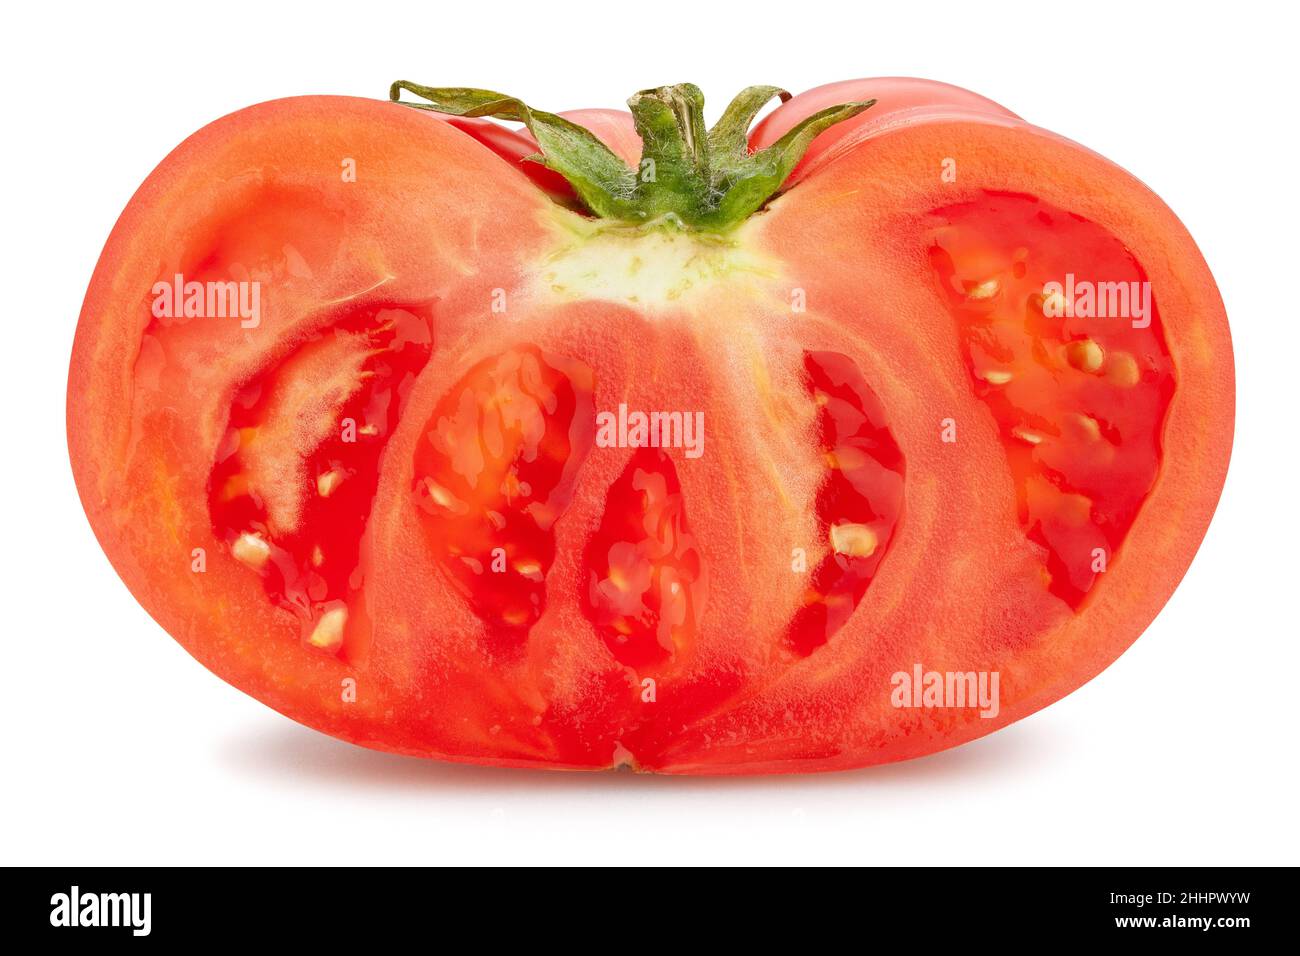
[67,78,1233,773]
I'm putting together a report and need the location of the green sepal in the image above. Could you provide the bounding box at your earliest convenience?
[702,99,875,230]
[390,80,874,232]
[389,81,639,220]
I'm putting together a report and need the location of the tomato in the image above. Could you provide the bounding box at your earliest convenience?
[67,79,1233,773]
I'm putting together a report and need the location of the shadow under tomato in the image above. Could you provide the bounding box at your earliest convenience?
[218,714,1065,793]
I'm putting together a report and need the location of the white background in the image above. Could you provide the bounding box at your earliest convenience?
[3,0,1297,866]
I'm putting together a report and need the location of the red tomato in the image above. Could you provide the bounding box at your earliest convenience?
[67,79,1233,773]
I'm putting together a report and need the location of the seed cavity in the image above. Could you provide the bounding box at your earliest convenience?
[413,345,594,639]
[208,301,435,658]
[928,192,1175,607]
[785,351,905,657]
[582,448,705,670]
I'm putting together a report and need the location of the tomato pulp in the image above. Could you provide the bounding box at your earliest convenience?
[67,79,1233,772]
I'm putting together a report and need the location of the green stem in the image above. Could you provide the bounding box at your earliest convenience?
[389,81,874,233]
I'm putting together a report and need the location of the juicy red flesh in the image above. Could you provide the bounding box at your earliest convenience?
[208,304,434,652]
[412,346,594,637]
[582,448,706,669]
[928,191,1175,606]
[786,351,906,656]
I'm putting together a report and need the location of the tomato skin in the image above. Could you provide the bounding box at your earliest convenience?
[68,84,1233,773]
[751,77,1021,186]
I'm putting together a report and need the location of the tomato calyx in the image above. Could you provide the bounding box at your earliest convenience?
[389,81,874,232]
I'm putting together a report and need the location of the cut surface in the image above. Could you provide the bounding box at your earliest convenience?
[66,91,1233,776]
